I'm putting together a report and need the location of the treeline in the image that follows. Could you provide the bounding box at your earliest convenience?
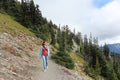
[0,0,120,80]
[83,39,120,80]
[0,0,56,41]
[0,0,81,51]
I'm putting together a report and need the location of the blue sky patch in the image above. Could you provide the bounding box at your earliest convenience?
[93,0,112,8]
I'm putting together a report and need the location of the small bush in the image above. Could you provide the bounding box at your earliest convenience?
[52,51,74,69]
[0,9,6,14]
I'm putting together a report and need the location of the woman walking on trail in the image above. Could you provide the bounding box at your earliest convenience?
[39,41,50,72]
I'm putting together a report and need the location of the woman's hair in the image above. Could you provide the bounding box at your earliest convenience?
[42,41,46,46]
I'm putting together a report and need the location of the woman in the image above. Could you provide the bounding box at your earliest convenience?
[39,41,50,72]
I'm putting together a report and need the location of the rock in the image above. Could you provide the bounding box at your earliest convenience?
[0,78,5,80]
[0,32,41,80]
[64,69,72,75]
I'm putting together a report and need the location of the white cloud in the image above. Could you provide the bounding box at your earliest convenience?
[115,0,120,2]
[88,1,120,45]
[99,36,120,45]
[23,0,120,44]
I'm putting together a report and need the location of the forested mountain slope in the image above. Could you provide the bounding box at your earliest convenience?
[0,13,93,80]
[0,0,120,80]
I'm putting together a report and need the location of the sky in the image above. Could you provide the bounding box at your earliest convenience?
[32,0,120,45]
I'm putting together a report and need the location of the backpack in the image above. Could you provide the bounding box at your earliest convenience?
[42,46,48,56]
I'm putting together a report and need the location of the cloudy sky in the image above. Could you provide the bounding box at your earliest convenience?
[33,0,120,45]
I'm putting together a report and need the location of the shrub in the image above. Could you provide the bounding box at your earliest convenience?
[52,51,74,69]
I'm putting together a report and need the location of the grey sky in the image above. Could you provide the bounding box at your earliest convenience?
[27,0,120,44]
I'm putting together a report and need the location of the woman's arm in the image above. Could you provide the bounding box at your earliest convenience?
[47,46,50,56]
[39,46,42,58]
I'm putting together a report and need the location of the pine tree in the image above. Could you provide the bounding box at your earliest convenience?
[103,43,110,59]
[20,0,31,27]
[29,0,36,25]
[48,20,56,45]
[34,4,43,25]
[0,0,4,9]
[95,57,101,76]
[8,0,20,17]
[60,26,67,52]
[67,31,74,51]
[84,34,90,62]
[2,0,9,11]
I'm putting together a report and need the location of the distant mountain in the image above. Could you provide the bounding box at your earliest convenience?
[107,43,120,54]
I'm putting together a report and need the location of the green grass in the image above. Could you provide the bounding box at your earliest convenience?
[70,53,87,74]
[70,53,94,80]
[70,53,85,64]
[0,13,35,36]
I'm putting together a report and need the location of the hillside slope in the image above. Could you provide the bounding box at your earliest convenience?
[0,13,93,80]
[0,13,42,80]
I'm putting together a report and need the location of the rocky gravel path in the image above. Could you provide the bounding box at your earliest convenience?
[33,51,93,80]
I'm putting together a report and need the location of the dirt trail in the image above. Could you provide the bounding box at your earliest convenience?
[32,50,92,80]
[33,53,69,80]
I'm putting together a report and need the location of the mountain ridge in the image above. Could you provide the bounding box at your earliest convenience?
[107,43,120,54]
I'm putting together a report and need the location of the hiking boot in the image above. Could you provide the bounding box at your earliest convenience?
[44,69,46,72]
[46,66,48,69]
